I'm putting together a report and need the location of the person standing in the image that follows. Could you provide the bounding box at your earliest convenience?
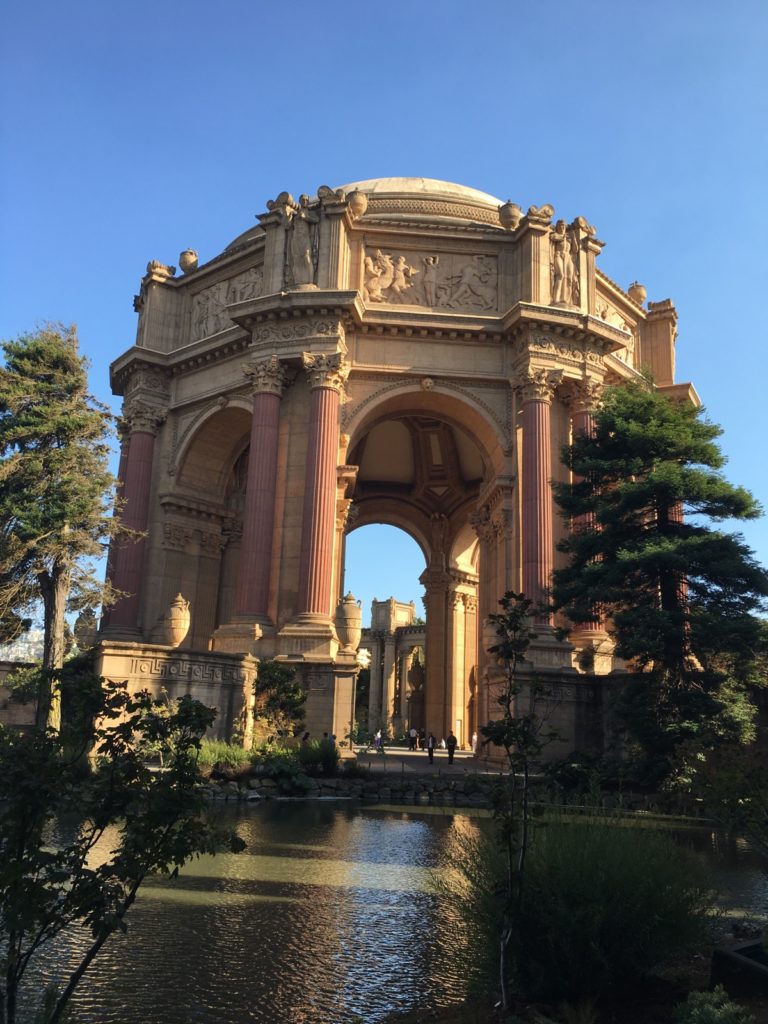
[427,732,436,764]
[446,731,457,765]
[408,726,418,751]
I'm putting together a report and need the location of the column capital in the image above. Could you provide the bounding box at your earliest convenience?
[562,377,604,415]
[302,351,350,392]
[515,366,562,404]
[242,354,295,396]
[123,397,166,435]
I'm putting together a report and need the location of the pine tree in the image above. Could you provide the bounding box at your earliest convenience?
[0,325,118,730]
[552,379,768,770]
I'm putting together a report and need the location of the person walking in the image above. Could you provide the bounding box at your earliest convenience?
[446,731,457,764]
[409,726,418,751]
[426,732,436,764]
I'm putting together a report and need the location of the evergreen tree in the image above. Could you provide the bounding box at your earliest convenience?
[552,379,768,771]
[0,325,118,730]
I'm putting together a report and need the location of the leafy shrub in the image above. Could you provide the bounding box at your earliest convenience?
[513,819,715,1001]
[673,986,755,1024]
[250,746,301,777]
[340,759,370,780]
[197,739,252,772]
[297,738,340,775]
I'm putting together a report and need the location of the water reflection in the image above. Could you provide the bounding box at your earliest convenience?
[18,804,768,1024]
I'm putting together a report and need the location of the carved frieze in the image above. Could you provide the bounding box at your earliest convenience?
[242,354,294,397]
[125,368,169,401]
[251,318,344,348]
[128,656,251,685]
[529,334,605,369]
[162,521,223,556]
[192,266,264,341]
[363,248,498,312]
[302,351,350,393]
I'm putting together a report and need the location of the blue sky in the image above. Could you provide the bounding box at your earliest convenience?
[2,1,767,626]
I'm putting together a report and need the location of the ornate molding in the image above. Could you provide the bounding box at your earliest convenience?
[561,377,604,415]
[242,354,295,397]
[515,367,563,403]
[528,333,606,369]
[251,317,345,348]
[123,398,167,435]
[302,351,350,392]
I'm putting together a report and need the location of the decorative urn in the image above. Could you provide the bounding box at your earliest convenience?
[499,201,523,231]
[335,592,363,651]
[73,608,98,650]
[162,594,191,648]
[628,281,647,306]
[179,249,199,274]
[346,190,368,221]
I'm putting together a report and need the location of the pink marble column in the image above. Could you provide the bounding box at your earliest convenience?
[570,382,605,634]
[108,404,165,631]
[233,357,291,623]
[520,369,559,627]
[297,353,349,618]
[101,423,130,628]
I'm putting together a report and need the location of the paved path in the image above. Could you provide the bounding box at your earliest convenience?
[351,746,503,777]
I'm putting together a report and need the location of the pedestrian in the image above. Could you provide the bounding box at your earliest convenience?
[471,731,478,754]
[427,732,436,764]
[409,726,418,751]
[374,728,382,749]
[446,730,457,764]
[301,731,310,744]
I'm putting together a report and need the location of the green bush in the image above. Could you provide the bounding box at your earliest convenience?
[297,738,340,775]
[513,819,715,1002]
[197,739,252,772]
[673,986,755,1024]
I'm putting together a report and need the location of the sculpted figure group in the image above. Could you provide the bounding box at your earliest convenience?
[363,249,497,311]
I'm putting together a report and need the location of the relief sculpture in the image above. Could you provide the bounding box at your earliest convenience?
[192,266,263,340]
[363,248,497,311]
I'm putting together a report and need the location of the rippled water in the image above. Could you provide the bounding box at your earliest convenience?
[17,804,768,1024]
[23,803,486,1024]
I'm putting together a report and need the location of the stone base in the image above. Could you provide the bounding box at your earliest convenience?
[93,640,258,744]
[210,619,266,656]
[569,630,615,674]
[525,628,575,670]
[277,615,339,661]
[297,659,358,745]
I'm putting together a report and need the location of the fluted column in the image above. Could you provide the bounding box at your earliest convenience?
[102,420,130,628]
[107,401,166,632]
[519,369,561,627]
[233,356,292,623]
[297,352,350,618]
[569,379,605,635]
[382,633,397,732]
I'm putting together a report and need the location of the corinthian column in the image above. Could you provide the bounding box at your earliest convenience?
[106,400,166,634]
[233,356,293,623]
[518,368,561,627]
[568,378,605,636]
[297,352,350,619]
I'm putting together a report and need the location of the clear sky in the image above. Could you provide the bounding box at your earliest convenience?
[2,0,767,626]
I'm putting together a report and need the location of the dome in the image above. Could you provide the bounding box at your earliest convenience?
[339,177,504,226]
[226,177,505,249]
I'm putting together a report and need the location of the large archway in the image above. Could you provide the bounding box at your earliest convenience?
[342,394,489,745]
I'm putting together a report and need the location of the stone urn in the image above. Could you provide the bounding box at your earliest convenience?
[346,190,368,221]
[628,280,647,306]
[335,592,362,651]
[161,594,191,648]
[73,608,98,650]
[499,201,523,231]
[179,249,199,274]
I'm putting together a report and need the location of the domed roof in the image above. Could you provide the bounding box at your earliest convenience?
[225,177,505,251]
[340,177,503,207]
[340,177,504,226]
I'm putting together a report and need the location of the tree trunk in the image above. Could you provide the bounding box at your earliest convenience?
[35,566,69,732]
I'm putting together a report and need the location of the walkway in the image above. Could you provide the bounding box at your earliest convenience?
[352,746,503,777]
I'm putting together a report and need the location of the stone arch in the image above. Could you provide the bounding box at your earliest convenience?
[175,403,253,500]
[347,504,430,566]
[343,380,506,480]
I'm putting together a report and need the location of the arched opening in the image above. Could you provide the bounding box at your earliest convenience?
[342,393,491,746]
[344,524,426,738]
